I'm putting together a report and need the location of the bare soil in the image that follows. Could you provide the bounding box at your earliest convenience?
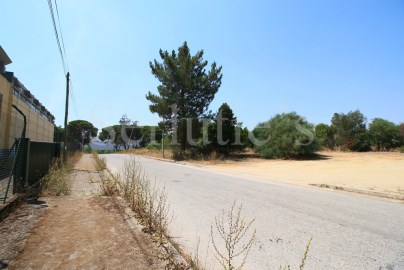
[0,154,164,270]
[201,151,404,197]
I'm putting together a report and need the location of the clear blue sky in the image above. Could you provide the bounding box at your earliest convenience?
[2,0,403,130]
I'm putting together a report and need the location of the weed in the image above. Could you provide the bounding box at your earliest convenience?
[120,157,172,242]
[40,151,82,196]
[94,156,188,268]
[210,200,256,270]
[99,172,119,196]
[125,148,173,160]
[92,152,107,171]
[279,238,312,270]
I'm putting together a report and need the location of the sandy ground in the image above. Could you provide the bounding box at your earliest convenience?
[0,154,164,270]
[202,151,404,196]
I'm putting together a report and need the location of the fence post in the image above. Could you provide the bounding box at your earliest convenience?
[23,138,31,188]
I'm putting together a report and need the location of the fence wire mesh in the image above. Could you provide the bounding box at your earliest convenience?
[0,139,26,204]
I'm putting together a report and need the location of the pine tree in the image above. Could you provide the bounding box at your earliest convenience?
[146,42,222,155]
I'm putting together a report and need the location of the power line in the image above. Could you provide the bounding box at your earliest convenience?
[47,0,72,161]
[46,0,80,119]
[54,0,70,72]
[69,79,80,119]
[47,0,67,74]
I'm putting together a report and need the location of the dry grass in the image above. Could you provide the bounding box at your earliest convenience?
[119,157,172,242]
[40,151,82,196]
[125,148,173,160]
[92,152,118,196]
[92,155,191,269]
[92,151,107,171]
[279,238,312,270]
[211,201,256,270]
[93,153,314,270]
[99,172,119,197]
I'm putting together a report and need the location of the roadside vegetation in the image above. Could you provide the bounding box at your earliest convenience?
[253,112,319,159]
[93,153,191,268]
[210,200,312,270]
[125,147,173,160]
[52,42,402,161]
[210,201,256,270]
[91,42,403,161]
[93,152,313,269]
[40,151,82,196]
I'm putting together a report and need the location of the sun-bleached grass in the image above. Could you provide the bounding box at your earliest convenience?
[119,157,172,242]
[92,154,192,268]
[40,151,82,196]
[92,151,107,171]
[125,148,173,160]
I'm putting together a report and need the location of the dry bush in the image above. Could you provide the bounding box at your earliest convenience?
[92,151,107,171]
[92,152,118,196]
[93,153,172,242]
[210,201,256,270]
[125,148,173,160]
[66,151,83,168]
[40,152,81,196]
[183,237,206,270]
[40,160,71,196]
[117,157,191,269]
[120,157,172,242]
[195,151,225,164]
[99,172,119,196]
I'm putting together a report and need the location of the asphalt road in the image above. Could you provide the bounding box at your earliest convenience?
[103,154,404,270]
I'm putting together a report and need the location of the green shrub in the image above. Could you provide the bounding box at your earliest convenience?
[253,112,319,159]
[331,110,370,151]
[146,140,161,150]
[83,145,92,153]
[369,118,401,151]
[315,123,336,149]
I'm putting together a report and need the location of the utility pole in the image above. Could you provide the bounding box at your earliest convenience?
[63,72,70,162]
[161,117,165,158]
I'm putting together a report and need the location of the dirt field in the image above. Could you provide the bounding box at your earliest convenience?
[0,155,164,270]
[202,151,404,198]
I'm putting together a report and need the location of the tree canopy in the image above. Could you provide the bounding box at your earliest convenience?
[331,110,370,151]
[53,125,64,143]
[315,123,336,149]
[99,114,162,150]
[253,112,319,159]
[68,120,98,145]
[146,41,222,153]
[368,118,401,151]
[208,103,242,155]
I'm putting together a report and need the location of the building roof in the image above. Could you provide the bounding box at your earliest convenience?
[0,46,12,65]
[13,77,56,123]
[0,45,55,123]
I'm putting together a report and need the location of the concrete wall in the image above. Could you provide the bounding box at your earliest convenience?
[0,75,13,148]
[0,74,54,149]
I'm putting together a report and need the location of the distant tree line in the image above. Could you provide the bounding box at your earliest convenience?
[98,115,162,150]
[315,110,404,152]
[54,120,98,150]
[143,42,404,159]
[63,42,403,160]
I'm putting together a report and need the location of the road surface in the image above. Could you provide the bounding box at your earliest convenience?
[103,154,404,270]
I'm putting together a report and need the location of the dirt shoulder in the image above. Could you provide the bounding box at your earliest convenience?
[199,151,404,199]
[0,154,164,270]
